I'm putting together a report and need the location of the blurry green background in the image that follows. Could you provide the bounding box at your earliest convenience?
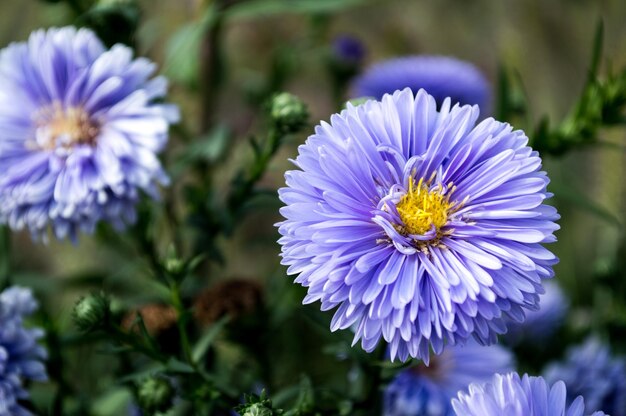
[1,0,625,414]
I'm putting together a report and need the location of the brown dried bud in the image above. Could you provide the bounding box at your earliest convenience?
[193,279,263,326]
[122,304,178,337]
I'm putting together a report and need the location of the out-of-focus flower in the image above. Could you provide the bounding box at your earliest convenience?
[0,286,47,416]
[503,281,568,344]
[351,56,490,111]
[331,35,366,67]
[452,372,608,416]
[544,337,626,416]
[0,27,179,242]
[277,88,559,362]
[384,341,514,416]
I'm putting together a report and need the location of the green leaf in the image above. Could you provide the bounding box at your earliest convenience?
[166,357,196,374]
[224,0,370,21]
[191,316,229,363]
[172,125,232,176]
[164,7,218,87]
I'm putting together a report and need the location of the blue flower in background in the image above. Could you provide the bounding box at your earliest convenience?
[332,35,366,66]
[384,341,514,416]
[351,55,490,111]
[503,281,568,344]
[0,27,179,242]
[0,286,47,416]
[277,88,559,362]
[544,337,626,416]
[452,372,608,416]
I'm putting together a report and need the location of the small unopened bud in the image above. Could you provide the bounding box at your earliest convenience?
[270,93,309,134]
[72,292,110,332]
[137,376,174,414]
[241,403,275,416]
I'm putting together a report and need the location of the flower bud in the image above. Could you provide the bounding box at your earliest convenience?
[270,93,309,134]
[137,376,174,414]
[72,292,110,332]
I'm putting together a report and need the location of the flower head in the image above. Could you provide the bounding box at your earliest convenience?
[0,286,47,416]
[452,372,608,416]
[544,337,626,416]
[0,27,179,241]
[384,341,513,416]
[503,281,568,344]
[277,88,559,362]
[351,56,490,111]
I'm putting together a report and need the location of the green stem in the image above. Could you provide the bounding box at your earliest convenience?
[0,226,10,287]
[170,281,193,363]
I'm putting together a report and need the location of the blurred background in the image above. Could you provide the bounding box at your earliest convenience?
[1,0,625,414]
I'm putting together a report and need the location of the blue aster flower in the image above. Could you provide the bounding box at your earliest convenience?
[351,55,491,111]
[503,281,568,344]
[384,341,514,416]
[0,286,47,416]
[277,88,559,362]
[0,27,179,242]
[452,372,608,416]
[544,337,626,416]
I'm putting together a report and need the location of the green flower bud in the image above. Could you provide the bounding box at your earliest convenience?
[270,93,309,134]
[242,403,275,416]
[138,376,174,414]
[72,292,110,332]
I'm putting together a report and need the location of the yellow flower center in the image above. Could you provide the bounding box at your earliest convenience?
[34,103,99,150]
[396,177,455,235]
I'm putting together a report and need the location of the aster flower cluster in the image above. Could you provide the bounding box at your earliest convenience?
[452,372,607,416]
[383,341,514,416]
[0,286,47,416]
[278,87,559,362]
[0,27,178,241]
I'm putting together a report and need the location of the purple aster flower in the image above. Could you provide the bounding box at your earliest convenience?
[452,372,608,416]
[544,337,626,416]
[0,286,47,416]
[384,341,514,416]
[277,88,559,362]
[351,56,491,111]
[0,27,179,242]
[503,281,568,344]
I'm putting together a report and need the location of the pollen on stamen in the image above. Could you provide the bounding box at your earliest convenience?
[395,176,459,236]
[33,102,99,151]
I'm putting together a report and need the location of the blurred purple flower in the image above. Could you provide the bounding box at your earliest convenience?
[0,286,47,416]
[0,27,179,242]
[384,341,513,416]
[277,88,559,362]
[332,35,366,66]
[544,337,626,416]
[503,281,568,344]
[453,372,608,416]
[351,55,490,111]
